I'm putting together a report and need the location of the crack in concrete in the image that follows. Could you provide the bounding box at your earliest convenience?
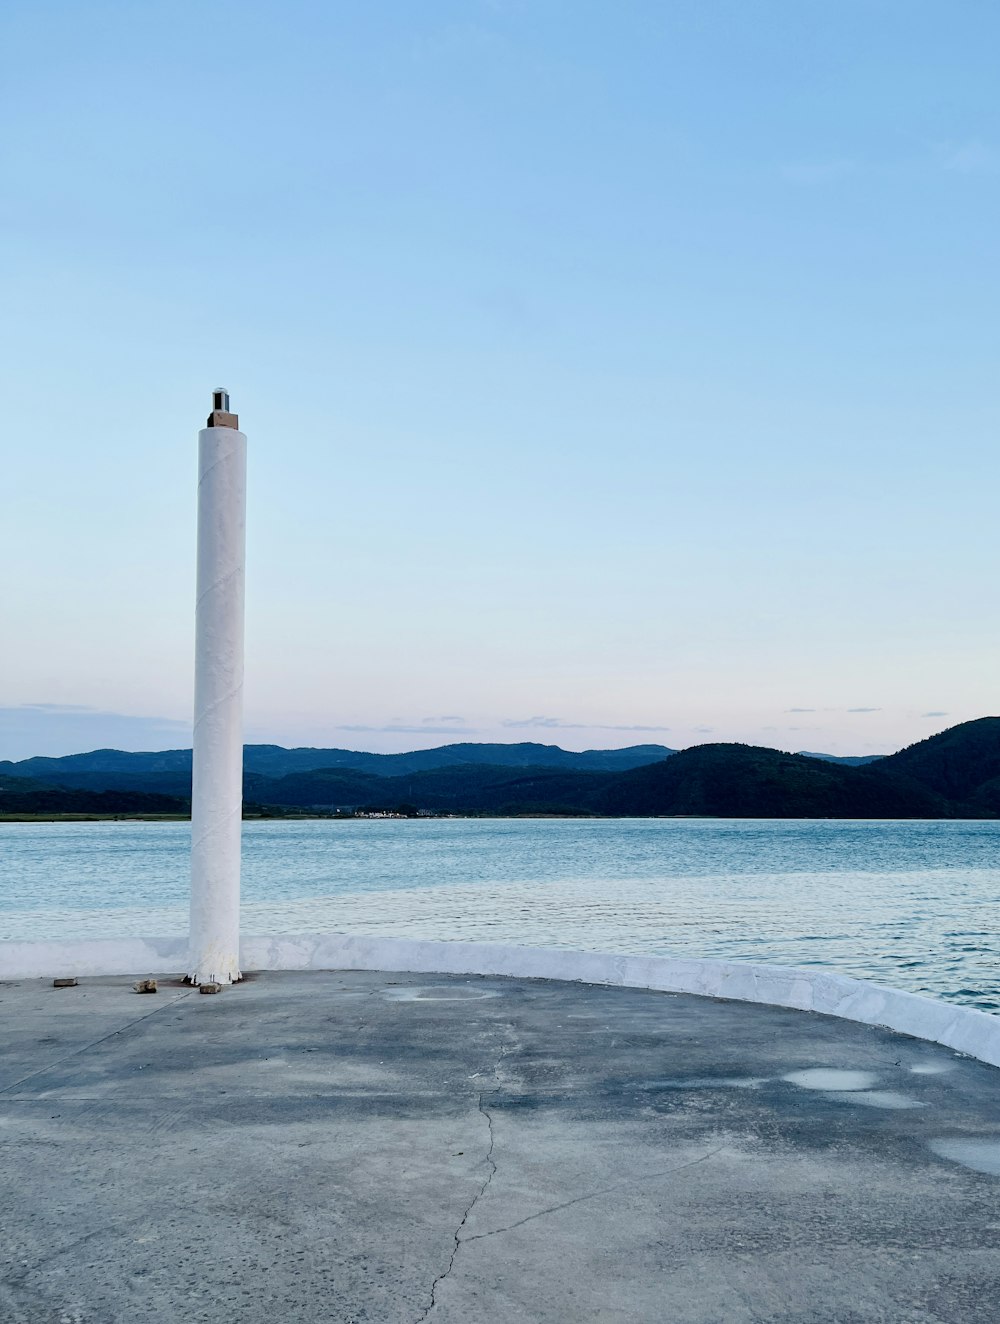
[461,1143,726,1245]
[414,1035,511,1323]
[414,1029,722,1320]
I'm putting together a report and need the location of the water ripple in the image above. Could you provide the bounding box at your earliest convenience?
[1,818,998,1009]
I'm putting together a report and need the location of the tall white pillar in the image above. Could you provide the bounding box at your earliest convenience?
[188,389,247,986]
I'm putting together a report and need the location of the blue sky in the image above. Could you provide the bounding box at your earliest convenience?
[2,1,998,760]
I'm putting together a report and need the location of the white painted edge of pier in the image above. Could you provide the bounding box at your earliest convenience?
[3,932,999,1070]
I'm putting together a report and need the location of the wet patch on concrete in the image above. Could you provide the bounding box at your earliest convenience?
[929,1137,1000,1176]
[380,985,503,1002]
[824,1090,926,1110]
[783,1068,878,1091]
[639,1077,766,1090]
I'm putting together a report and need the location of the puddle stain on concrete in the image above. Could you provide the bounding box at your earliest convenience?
[929,1138,1000,1176]
[380,986,503,1002]
[824,1090,926,1110]
[639,1077,766,1090]
[783,1068,878,1091]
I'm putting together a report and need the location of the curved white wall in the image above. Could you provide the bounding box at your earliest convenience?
[2,933,998,1070]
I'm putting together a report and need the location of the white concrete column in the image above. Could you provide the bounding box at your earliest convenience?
[188,389,246,985]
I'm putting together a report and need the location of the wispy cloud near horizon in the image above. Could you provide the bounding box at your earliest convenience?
[19,703,97,713]
[501,716,670,732]
[338,723,481,736]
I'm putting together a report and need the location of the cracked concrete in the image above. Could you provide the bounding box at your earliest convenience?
[416,1040,507,1321]
[2,970,1000,1323]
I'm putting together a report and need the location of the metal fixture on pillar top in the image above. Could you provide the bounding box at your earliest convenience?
[188,390,247,986]
[207,388,238,429]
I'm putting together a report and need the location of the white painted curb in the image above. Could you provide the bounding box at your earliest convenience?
[2,933,998,1069]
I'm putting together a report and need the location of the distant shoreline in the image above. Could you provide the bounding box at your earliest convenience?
[0,812,600,824]
[3,811,998,825]
[0,813,191,823]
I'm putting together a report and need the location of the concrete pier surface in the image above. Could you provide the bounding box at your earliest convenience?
[3,971,1000,1323]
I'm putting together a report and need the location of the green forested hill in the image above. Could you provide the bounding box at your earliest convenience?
[594,744,954,819]
[3,719,998,819]
[245,764,613,815]
[0,773,187,817]
[871,718,1000,808]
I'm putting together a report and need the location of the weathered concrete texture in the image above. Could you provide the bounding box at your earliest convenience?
[2,972,1000,1324]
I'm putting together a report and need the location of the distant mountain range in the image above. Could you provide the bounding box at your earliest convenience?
[2,740,677,783]
[1,720,998,818]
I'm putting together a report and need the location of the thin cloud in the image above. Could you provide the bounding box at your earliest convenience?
[20,702,96,713]
[847,707,881,714]
[423,715,465,725]
[922,711,949,718]
[339,723,480,735]
[501,716,669,732]
[786,707,816,713]
[502,716,578,729]
[602,724,671,732]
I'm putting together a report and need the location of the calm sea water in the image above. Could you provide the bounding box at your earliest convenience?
[1,818,998,1010]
